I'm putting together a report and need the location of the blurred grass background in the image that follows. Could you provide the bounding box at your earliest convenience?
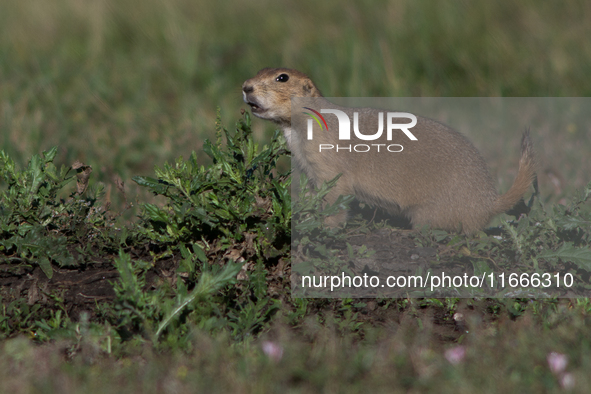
[1,0,590,217]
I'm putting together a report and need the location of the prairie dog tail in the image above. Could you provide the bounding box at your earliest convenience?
[493,130,537,214]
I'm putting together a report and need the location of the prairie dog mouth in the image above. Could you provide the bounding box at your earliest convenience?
[248,101,263,112]
[244,94,265,114]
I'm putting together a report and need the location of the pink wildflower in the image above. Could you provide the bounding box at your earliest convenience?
[444,346,466,365]
[547,352,568,374]
[262,341,284,362]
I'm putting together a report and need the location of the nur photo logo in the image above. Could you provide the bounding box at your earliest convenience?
[302,107,418,153]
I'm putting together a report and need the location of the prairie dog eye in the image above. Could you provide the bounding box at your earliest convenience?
[276,73,289,82]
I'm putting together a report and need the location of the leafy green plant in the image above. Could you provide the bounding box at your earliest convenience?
[0,148,77,277]
[0,147,123,279]
[290,173,358,281]
[133,111,291,261]
[124,112,297,343]
[498,180,591,272]
[403,180,591,297]
[110,249,243,344]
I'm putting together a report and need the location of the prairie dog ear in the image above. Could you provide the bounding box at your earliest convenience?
[303,83,313,95]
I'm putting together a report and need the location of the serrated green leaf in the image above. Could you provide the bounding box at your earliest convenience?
[556,216,591,231]
[143,203,170,223]
[472,260,491,277]
[203,139,222,162]
[538,242,591,270]
[191,243,208,263]
[38,257,53,279]
[43,147,58,163]
[133,175,164,188]
[346,242,354,260]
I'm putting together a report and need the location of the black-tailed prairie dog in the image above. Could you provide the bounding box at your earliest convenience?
[242,67,536,235]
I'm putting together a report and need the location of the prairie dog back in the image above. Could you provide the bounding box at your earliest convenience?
[242,68,536,234]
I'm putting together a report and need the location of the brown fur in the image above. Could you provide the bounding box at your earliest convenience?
[242,68,536,234]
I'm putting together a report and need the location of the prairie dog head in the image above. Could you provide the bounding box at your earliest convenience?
[242,68,322,127]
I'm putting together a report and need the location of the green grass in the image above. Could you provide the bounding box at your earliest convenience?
[2,0,591,213]
[2,302,591,393]
[1,110,590,392]
[2,0,591,392]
